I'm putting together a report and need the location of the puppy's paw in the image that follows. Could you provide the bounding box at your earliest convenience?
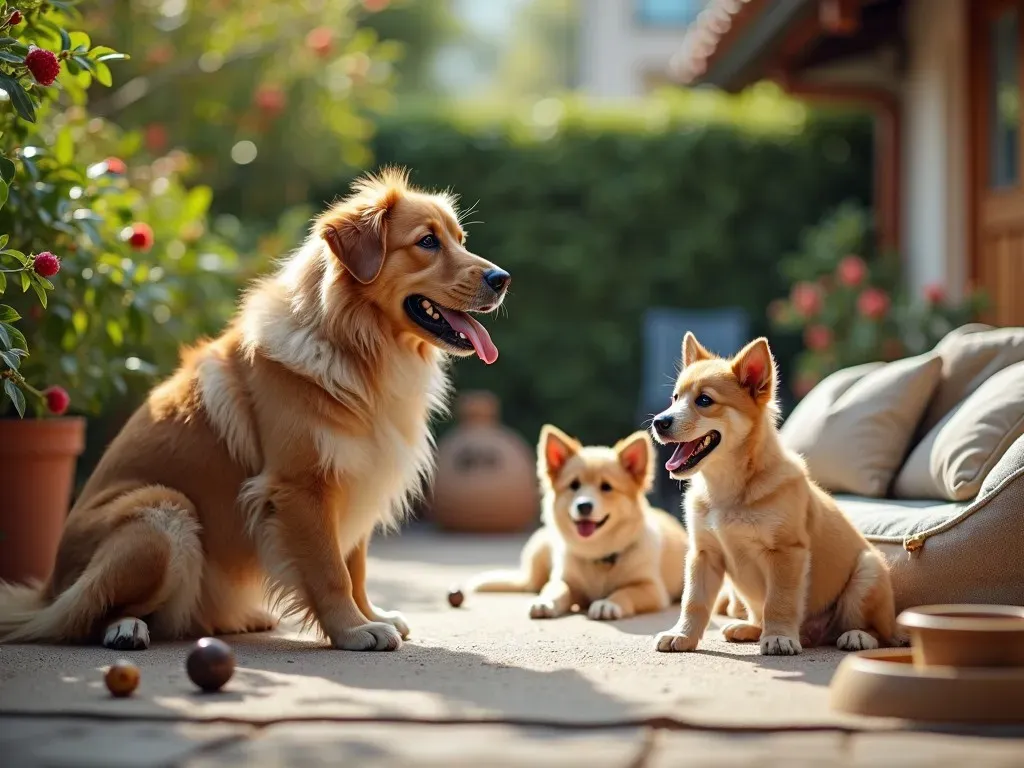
[246,610,279,633]
[529,598,560,619]
[837,629,879,652]
[760,634,802,656]
[103,617,150,651]
[890,630,911,648]
[654,628,699,653]
[722,621,762,643]
[332,621,403,651]
[587,599,624,621]
[372,608,410,639]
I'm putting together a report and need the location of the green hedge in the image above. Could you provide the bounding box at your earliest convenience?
[316,106,873,446]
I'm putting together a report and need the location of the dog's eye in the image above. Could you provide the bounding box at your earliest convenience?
[695,393,714,408]
[417,234,440,250]
[670,393,677,404]
[569,479,581,491]
[600,481,612,493]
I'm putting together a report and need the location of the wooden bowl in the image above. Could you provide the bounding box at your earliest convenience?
[829,648,1024,723]
[897,604,1024,668]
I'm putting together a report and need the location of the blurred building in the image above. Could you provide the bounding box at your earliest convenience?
[578,0,708,96]
[670,0,1024,328]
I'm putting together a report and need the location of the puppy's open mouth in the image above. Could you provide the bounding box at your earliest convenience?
[404,295,499,364]
[665,431,721,472]
[574,515,609,538]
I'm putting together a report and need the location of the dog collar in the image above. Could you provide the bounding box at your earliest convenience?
[593,541,637,567]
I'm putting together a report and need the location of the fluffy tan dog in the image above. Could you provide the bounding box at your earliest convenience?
[651,333,901,656]
[0,167,509,651]
[464,426,688,621]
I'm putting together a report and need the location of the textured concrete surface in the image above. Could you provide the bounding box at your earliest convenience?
[1,526,1023,766]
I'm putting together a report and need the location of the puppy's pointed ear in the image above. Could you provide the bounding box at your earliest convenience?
[682,332,712,367]
[538,424,580,481]
[317,186,398,284]
[614,430,655,490]
[732,337,776,404]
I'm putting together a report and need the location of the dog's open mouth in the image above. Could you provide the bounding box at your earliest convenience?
[404,295,498,364]
[665,431,721,472]
[574,515,609,538]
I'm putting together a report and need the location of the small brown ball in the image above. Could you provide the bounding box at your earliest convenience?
[447,588,465,608]
[105,660,140,698]
[186,637,235,692]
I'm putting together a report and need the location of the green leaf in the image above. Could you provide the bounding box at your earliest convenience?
[0,270,5,293]
[3,379,25,418]
[60,28,72,53]
[0,38,17,49]
[1,322,25,350]
[2,249,27,265]
[68,31,90,51]
[92,61,112,87]
[19,270,29,292]
[0,50,23,64]
[0,156,13,182]
[96,52,129,63]
[0,348,19,369]
[0,322,8,348]
[54,127,73,165]
[106,319,123,346]
[31,280,47,308]
[0,305,19,322]
[0,74,35,122]
[37,276,53,290]
[0,178,8,212]
[0,235,9,250]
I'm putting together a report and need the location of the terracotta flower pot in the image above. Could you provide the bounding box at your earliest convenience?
[0,417,85,584]
[430,391,539,533]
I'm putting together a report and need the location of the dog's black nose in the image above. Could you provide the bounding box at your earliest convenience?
[575,500,594,516]
[483,268,510,294]
[653,415,674,434]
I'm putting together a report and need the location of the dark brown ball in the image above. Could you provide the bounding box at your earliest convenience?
[186,637,235,692]
[105,660,140,697]
[447,588,465,608]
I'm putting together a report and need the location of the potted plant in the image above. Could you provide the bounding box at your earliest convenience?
[768,203,987,399]
[0,2,238,584]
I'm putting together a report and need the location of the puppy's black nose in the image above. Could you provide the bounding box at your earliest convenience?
[653,415,674,434]
[575,500,594,516]
[483,268,510,294]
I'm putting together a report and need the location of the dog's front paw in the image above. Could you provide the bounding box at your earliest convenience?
[587,599,624,621]
[722,621,761,643]
[837,629,878,652]
[760,634,802,656]
[654,628,699,653]
[372,608,410,639]
[103,618,150,651]
[529,598,560,619]
[332,621,403,651]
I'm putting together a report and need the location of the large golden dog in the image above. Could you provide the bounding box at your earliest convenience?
[0,167,509,651]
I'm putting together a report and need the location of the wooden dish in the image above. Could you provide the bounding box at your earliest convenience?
[897,604,1024,668]
[829,648,1024,723]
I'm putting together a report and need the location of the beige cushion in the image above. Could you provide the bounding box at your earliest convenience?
[894,361,1024,501]
[779,362,883,446]
[782,354,942,497]
[920,326,1024,434]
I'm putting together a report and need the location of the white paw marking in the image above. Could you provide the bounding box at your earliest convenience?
[654,629,699,653]
[529,599,559,619]
[587,599,624,621]
[373,608,410,639]
[760,634,802,656]
[837,629,878,651]
[103,618,150,651]
[332,622,403,651]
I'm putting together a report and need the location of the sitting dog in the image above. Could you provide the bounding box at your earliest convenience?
[650,333,901,655]
[464,425,689,621]
[0,167,509,652]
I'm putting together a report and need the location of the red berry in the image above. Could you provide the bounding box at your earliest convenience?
[44,386,70,416]
[32,251,60,278]
[803,324,833,352]
[790,281,823,318]
[857,287,890,320]
[924,283,946,305]
[305,27,334,57]
[125,222,154,251]
[25,47,60,87]
[254,86,286,115]
[8,10,22,26]
[105,157,127,175]
[836,254,867,288]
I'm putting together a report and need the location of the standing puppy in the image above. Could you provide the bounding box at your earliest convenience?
[650,333,901,656]
[465,426,688,621]
[0,167,509,652]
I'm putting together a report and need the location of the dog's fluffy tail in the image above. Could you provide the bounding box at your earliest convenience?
[465,569,542,594]
[0,578,102,644]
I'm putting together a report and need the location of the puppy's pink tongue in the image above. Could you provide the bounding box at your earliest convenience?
[575,520,597,538]
[666,442,695,472]
[437,307,499,364]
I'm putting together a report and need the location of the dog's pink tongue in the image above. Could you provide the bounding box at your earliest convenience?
[437,307,498,365]
[666,442,697,472]
[576,520,597,538]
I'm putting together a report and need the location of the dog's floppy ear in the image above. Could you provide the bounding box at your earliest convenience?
[614,430,654,490]
[732,337,776,404]
[682,331,713,367]
[538,424,581,480]
[318,181,400,284]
